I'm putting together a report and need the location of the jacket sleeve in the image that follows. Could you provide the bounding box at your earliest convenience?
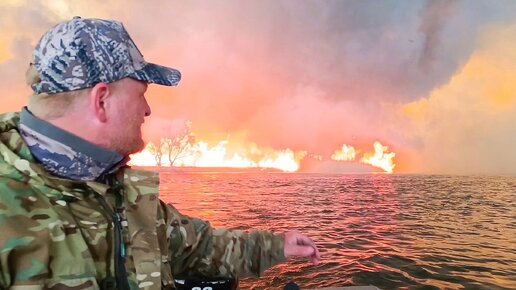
[159,201,286,278]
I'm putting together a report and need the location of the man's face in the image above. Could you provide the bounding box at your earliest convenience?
[106,78,151,156]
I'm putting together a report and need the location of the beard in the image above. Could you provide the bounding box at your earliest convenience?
[108,118,146,156]
[112,134,145,156]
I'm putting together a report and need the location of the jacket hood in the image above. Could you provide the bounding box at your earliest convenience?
[0,112,37,181]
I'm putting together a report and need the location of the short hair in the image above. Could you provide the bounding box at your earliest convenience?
[26,64,90,120]
[28,90,89,120]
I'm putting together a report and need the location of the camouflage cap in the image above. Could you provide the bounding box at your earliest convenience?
[30,16,181,94]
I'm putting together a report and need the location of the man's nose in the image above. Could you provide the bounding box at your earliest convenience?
[144,98,151,117]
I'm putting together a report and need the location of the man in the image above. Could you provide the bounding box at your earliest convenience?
[0,17,320,289]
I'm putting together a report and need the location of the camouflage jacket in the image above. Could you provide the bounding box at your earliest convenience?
[0,112,286,289]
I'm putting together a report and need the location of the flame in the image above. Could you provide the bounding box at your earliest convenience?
[130,122,396,173]
[258,149,307,173]
[331,144,357,161]
[360,141,396,173]
[128,146,157,166]
[129,139,305,172]
[330,141,396,173]
[174,141,257,168]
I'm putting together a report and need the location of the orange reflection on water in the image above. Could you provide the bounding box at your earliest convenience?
[158,172,515,289]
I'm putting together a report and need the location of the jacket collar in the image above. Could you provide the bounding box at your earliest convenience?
[0,111,149,201]
[18,107,126,181]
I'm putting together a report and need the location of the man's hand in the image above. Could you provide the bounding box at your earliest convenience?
[283,231,321,264]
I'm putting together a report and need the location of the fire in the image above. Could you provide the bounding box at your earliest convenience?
[360,141,396,173]
[331,144,357,161]
[330,141,396,173]
[128,147,157,166]
[174,141,257,168]
[129,122,396,173]
[258,149,307,173]
[129,139,306,172]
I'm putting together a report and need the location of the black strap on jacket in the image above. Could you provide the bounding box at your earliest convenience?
[95,175,130,290]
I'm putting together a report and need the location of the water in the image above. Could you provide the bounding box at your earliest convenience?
[159,173,516,289]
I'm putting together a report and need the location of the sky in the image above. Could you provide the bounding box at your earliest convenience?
[0,0,515,175]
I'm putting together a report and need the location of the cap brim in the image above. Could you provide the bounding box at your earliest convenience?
[129,63,181,86]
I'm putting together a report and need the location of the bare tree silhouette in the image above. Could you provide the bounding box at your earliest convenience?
[165,121,195,166]
[146,121,195,167]
[147,142,163,166]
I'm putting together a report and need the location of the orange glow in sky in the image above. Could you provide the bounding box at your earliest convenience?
[1,1,515,175]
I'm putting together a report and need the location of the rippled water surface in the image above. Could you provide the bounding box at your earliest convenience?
[159,173,516,290]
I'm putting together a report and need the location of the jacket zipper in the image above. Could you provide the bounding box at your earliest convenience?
[95,191,130,290]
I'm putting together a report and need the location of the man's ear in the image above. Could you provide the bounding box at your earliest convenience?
[89,83,111,122]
